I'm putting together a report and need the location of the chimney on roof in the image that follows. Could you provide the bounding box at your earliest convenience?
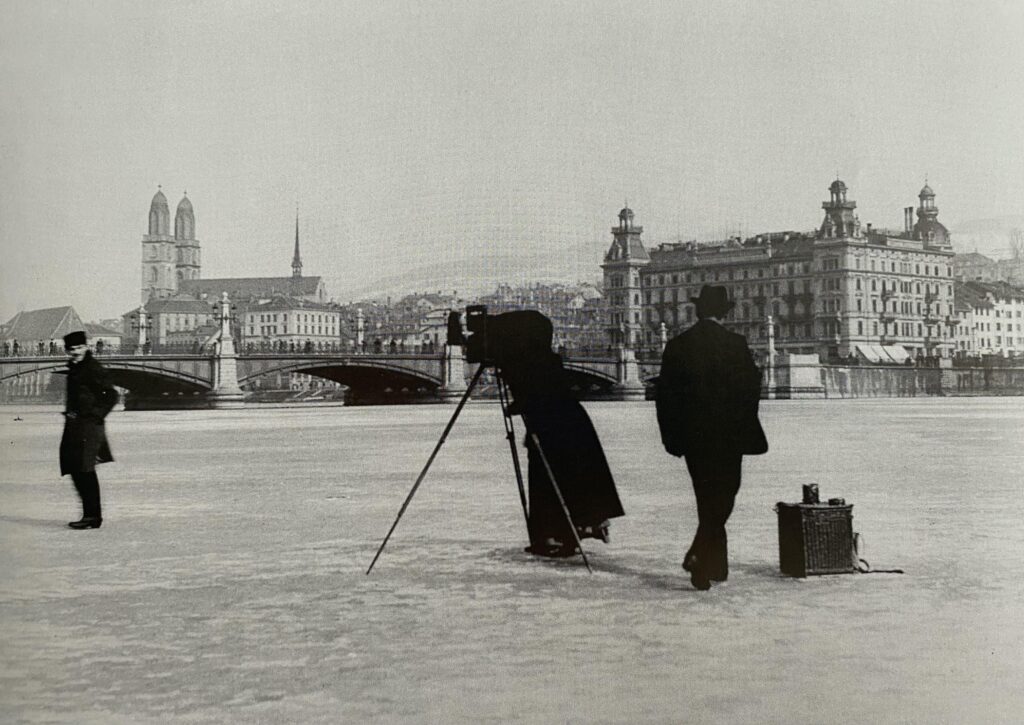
[904,207,913,234]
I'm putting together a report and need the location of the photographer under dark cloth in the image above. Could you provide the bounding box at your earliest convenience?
[478,310,624,558]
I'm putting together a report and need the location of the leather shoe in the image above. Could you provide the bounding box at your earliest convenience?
[690,571,712,591]
[683,553,711,590]
[68,517,102,530]
[525,539,578,558]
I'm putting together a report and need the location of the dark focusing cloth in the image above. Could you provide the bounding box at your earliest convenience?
[489,315,623,547]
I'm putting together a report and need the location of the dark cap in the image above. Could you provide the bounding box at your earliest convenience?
[690,285,734,317]
[63,331,87,348]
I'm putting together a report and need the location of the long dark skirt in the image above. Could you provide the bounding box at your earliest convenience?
[522,400,624,547]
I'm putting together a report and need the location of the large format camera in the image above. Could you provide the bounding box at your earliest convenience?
[447,305,554,367]
[447,305,491,364]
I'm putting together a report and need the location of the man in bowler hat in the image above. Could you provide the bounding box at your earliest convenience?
[60,331,118,529]
[656,285,768,590]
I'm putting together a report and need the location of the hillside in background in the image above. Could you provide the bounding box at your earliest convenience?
[328,244,603,303]
[951,215,1024,258]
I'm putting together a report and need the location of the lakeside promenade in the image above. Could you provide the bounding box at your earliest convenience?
[2,400,1022,723]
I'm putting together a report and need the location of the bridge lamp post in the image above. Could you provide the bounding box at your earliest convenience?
[343,309,365,353]
[130,307,153,356]
[208,292,245,408]
[210,298,238,348]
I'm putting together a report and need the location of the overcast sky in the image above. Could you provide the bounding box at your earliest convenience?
[2,0,1022,322]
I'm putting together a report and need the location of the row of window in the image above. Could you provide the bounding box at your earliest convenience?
[626,279,955,307]
[973,308,1024,317]
[644,300,958,326]
[636,293,955,318]
[640,319,958,342]
[855,258,950,276]
[247,326,337,337]
[634,258,952,289]
[973,322,1024,332]
[972,338,1024,348]
[248,313,338,324]
[164,313,211,331]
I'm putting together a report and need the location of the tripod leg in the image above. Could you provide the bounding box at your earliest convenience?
[496,374,530,531]
[528,433,593,574]
[366,364,485,574]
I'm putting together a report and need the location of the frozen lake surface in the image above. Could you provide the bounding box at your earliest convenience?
[1,399,1022,723]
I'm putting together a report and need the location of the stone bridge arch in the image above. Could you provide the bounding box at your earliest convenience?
[0,356,213,393]
[561,361,618,394]
[95,359,214,394]
[237,356,445,404]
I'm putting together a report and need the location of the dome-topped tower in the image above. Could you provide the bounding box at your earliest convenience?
[148,188,170,236]
[601,203,649,349]
[141,186,177,303]
[618,205,635,231]
[912,182,950,249]
[174,194,195,240]
[819,178,861,240]
[174,192,201,283]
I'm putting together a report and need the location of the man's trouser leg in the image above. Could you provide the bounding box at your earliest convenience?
[684,454,742,581]
[71,471,102,520]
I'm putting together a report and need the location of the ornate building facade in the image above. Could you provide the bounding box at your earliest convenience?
[602,180,959,361]
[600,205,649,349]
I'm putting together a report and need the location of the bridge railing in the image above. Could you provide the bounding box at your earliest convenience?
[238,341,447,356]
[0,343,214,358]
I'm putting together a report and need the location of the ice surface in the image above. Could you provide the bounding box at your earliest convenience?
[1,399,1022,723]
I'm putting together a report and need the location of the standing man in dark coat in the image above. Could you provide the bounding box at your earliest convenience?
[656,286,768,590]
[60,331,118,529]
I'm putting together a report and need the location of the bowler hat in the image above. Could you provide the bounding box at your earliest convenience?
[690,285,734,317]
[63,331,87,348]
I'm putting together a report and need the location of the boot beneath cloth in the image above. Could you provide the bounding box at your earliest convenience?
[525,538,579,558]
[68,517,102,530]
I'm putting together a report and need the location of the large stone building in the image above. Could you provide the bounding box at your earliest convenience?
[121,297,217,352]
[603,181,959,361]
[240,295,343,352]
[139,189,326,305]
[954,281,1024,357]
[127,192,330,350]
[176,214,327,304]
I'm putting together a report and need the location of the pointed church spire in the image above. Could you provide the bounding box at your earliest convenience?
[292,205,303,278]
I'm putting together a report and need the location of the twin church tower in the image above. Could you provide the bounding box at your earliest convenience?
[140,187,200,303]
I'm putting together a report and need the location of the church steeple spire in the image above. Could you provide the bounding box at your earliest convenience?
[292,206,303,278]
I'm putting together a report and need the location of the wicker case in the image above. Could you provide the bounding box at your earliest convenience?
[776,502,856,577]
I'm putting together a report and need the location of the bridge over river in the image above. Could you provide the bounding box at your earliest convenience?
[8,292,1009,406]
[0,348,654,408]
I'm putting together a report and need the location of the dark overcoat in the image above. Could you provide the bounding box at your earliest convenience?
[59,352,118,475]
[489,311,624,543]
[656,319,768,457]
